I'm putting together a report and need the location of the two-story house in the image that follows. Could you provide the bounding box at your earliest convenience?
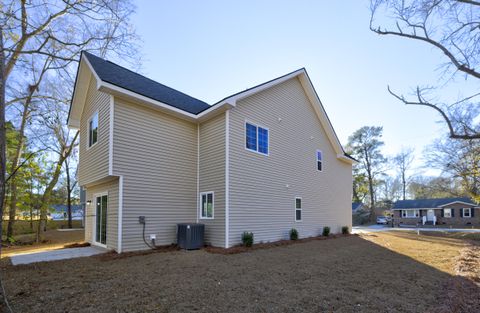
[68,52,354,252]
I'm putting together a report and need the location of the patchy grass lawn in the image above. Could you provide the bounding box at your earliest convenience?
[1,232,479,313]
[1,229,85,258]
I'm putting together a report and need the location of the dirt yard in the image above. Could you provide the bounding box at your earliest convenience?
[1,232,479,313]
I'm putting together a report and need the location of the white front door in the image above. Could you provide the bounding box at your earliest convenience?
[427,209,435,221]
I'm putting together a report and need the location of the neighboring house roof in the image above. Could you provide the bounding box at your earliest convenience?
[50,204,83,213]
[393,197,477,209]
[352,202,363,211]
[83,52,210,114]
[68,52,355,164]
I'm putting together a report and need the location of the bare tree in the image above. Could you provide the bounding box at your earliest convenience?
[426,135,480,202]
[370,0,480,140]
[393,147,415,200]
[5,57,52,238]
[1,0,139,242]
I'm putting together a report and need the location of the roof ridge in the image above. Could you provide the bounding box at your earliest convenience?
[82,51,211,109]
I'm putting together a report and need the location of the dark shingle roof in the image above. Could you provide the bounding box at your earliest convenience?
[393,197,476,209]
[83,52,211,114]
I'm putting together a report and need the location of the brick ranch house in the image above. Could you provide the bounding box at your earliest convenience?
[392,197,479,227]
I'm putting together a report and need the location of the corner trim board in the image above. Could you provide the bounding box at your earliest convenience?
[117,176,124,253]
[225,110,230,249]
[108,95,114,175]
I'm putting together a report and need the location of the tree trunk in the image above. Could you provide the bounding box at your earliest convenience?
[36,131,78,242]
[36,155,64,242]
[66,160,72,229]
[6,98,29,238]
[0,25,7,247]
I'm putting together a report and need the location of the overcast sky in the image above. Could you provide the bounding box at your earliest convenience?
[127,0,461,175]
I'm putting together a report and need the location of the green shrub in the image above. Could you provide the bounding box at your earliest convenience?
[322,226,330,237]
[289,228,298,240]
[342,226,349,235]
[241,232,254,247]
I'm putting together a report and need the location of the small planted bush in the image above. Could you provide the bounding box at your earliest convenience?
[322,226,331,237]
[342,226,349,235]
[289,228,299,240]
[241,231,254,247]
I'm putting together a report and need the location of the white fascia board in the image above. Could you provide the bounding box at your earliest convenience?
[68,119,80,129]
[219,69,305,106]
[438,201,477,207]
[337,154,357,164]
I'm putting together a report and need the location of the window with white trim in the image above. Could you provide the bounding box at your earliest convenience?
[316,150,323,171]
[295,197,302,221]
[402,209,419,218]
[200,192,214,219]
[463,208,471,218]
[88,112,99,147]
[444,208,452,218]
[245,122,268,155]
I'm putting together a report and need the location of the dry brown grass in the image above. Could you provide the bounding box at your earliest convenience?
[2,233,479,312]
[360,231,470,275]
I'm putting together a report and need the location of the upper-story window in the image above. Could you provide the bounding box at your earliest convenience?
[245,122,268,155]
[316,150,323,171]
[88,112,99,147]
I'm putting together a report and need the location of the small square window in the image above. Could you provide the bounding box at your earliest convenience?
[245,122,268,155]
[200,192,214,219]
[463,208,471,218]
[444,208,452,218]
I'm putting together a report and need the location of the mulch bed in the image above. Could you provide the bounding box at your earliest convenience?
[95,244,180,261]
[205,233,353,254]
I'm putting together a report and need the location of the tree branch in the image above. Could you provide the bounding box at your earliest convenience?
[387,86,480,139]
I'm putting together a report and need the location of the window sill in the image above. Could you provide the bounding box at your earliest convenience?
[86,142,98,151]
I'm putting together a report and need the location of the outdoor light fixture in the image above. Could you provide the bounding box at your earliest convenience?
[86,200,92,205]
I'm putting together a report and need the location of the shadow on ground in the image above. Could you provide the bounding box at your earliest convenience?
[1,235,479,313]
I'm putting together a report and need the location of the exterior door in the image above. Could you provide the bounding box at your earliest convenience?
[95,194,108,245]
[427,209,435,221]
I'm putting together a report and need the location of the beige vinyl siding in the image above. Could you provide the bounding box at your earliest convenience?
[85,178,119,251]
[78,77,110,186]
[228,77,352,246]
[199,113,225,247]
[113,98,198,252]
